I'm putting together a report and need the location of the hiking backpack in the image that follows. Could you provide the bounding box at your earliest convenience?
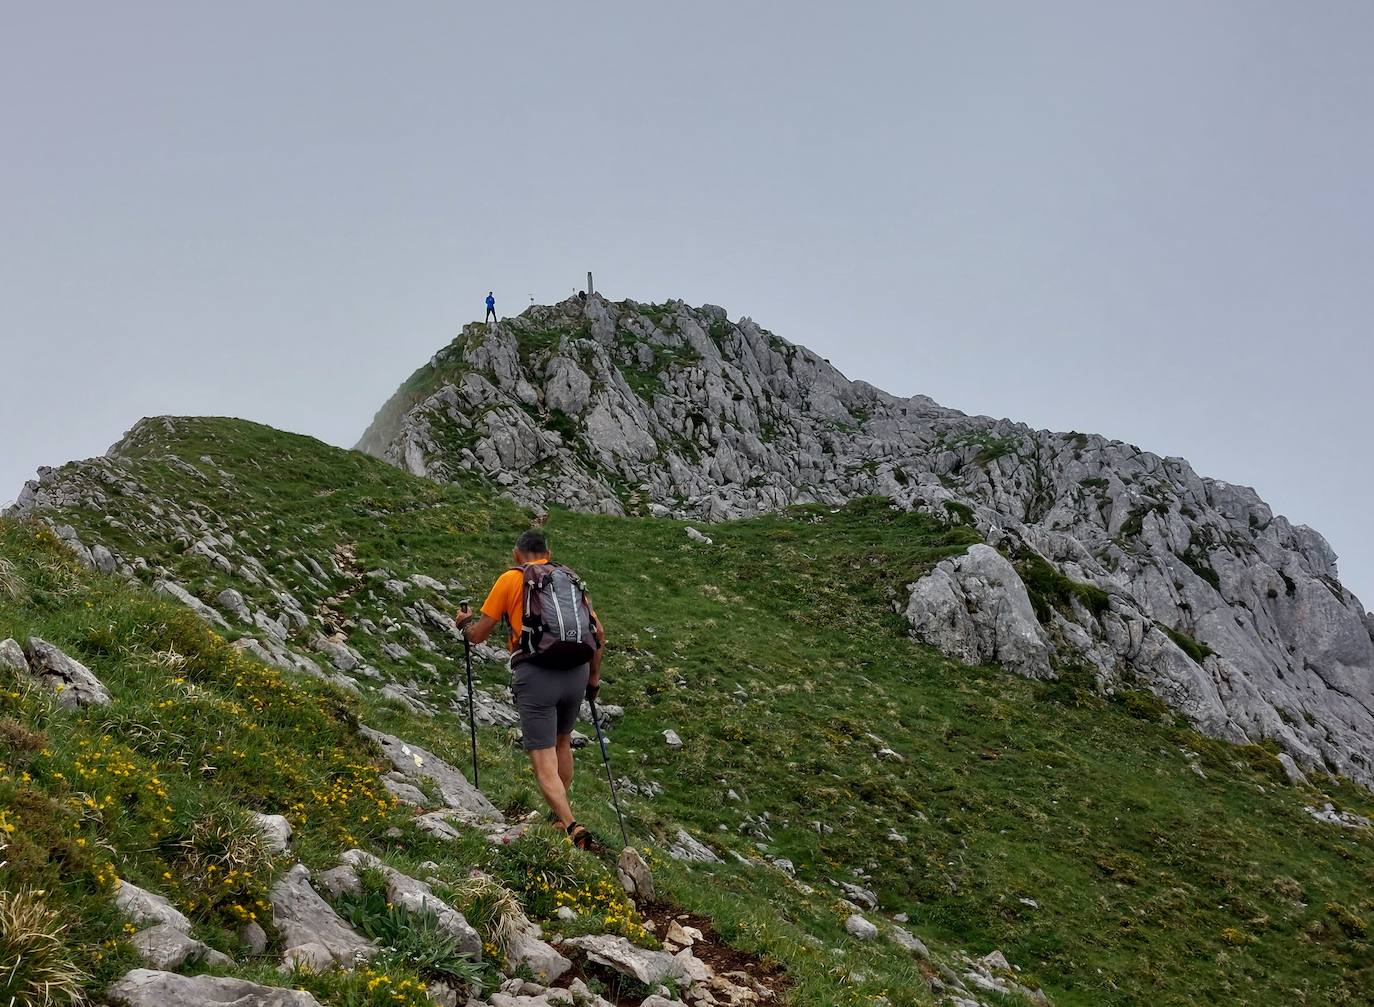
[512,563,598,669]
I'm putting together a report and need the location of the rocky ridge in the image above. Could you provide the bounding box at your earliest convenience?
[352,295,1374,786]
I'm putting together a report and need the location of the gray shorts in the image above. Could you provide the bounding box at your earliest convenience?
[511,661,589,750]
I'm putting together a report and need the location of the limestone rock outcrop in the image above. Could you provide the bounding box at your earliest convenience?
[268,863,376,968]
[107,970,323,1007]
[22,637,112,709]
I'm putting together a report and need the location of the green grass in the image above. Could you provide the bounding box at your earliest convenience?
[1014,550,1112,621]
[1160,625,1215,664]
[7,417,1374,1006]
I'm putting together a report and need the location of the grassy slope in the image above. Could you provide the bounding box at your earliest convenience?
[10,416,1374,1007]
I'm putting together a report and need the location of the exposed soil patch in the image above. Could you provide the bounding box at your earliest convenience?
[642,900,791,1003]
[549,900,790,1006]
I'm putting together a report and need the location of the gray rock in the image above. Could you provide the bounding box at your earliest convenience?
[314,865,364,900]
[662,729,683,748]
[414,812,465,842]
[49,523,94,566]
[1278,753,1308,786]
[360,726,501,821]
[153,580,230,629]
[91,543,117,574]
[981,949,1011,971]
[310,633,361,672]
[0,638,29,677]
[889,925,929,958]
[616,846,654,901]
[381,641,412,661]
[905,545,1052,679]
[107,969,323,1007]
[381,772,430,807]
[843,913,877,940]
[563,934,687,986]
[381,682,434,717]
[684,527,713,545]
[269,864,376,967]
[22,637,113,709]
[504,930,573,985]
[240,920,269,955]
[216,587,252,622]
[666,828,721,864]
[838,881,878,910]
[114,879,192,932]
[250,812,292,854]
[1304,802,1371,829]
[129,923,229,970]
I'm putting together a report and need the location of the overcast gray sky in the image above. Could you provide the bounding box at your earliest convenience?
[2,2,1371,608]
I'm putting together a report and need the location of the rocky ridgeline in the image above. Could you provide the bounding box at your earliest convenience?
[3,417,540,736]
[354,295,1374,786]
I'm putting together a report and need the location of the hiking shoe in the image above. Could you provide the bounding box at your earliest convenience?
[566,821,599,851]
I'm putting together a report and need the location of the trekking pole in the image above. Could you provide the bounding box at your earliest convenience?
[589,697,631,848]
[459,602,480,790]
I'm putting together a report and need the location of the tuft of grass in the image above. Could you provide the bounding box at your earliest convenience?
[943,500,976,526]
[1160,624,1214,663]
[1015,549,1111,621]
[0,888,90,1007]
[0,556,22,601]
[333,887,485,988]
[448,872,528,954]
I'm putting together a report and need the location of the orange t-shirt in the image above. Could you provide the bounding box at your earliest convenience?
[479,559,600,653]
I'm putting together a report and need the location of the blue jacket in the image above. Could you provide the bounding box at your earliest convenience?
[485,295,495,309]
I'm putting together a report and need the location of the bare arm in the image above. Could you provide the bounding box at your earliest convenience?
[455,606,499,645]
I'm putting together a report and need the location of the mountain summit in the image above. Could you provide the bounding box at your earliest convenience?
[356,294,1374,787]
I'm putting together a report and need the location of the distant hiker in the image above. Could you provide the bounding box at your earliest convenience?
[485,291,497,322]
[456,529,604,849]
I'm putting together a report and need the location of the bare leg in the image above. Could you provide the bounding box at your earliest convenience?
[528,746,574,828]
[556,733,574,789]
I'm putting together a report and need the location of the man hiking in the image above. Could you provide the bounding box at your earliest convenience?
[485,291,497,323]
[456,530,604,849]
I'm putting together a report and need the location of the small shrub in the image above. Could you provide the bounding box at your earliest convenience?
[943,501,975,526]
[1016,551,1111,622]
[0,888,90,1007]
[0,717,46,754]
[1160,625,1213,664]
[1325,902,1368,938]
[1182,545,1222,591]
[288,963,438,1007]
[1115,689,1171,723]
[163,806,275,924]
[1039,664,1103,709]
